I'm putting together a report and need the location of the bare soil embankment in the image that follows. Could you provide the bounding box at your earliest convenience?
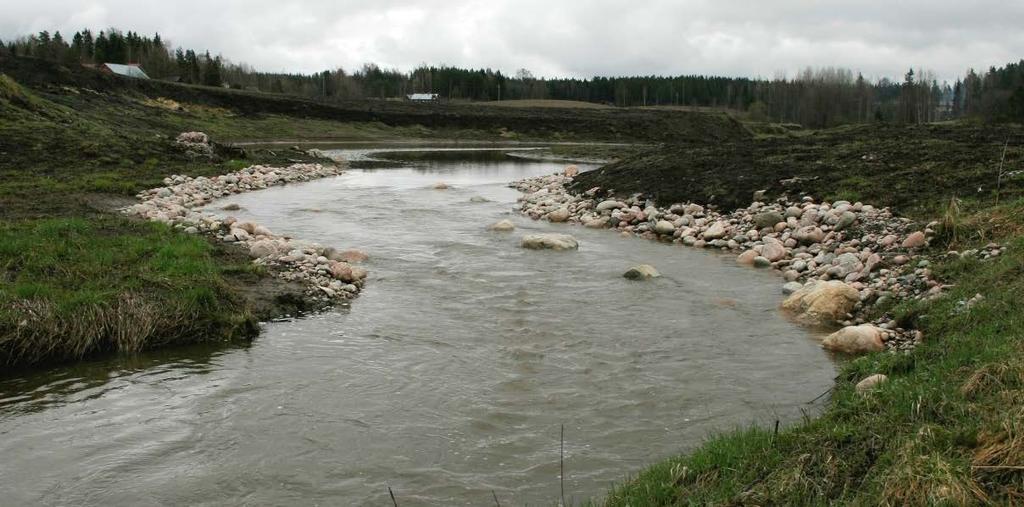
[573,123,1024,215]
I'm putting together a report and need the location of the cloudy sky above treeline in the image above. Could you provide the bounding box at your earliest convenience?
[3,0,1020,81]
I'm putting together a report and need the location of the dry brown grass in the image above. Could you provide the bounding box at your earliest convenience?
[476,99,612,109]
[139,96,235,117]
[973,407,1024,501]
[961,360,1024,399]
[946,201,1024,247]
[1,293,214,364]
[881,426,990,506]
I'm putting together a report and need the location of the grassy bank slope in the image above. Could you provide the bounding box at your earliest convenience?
[0,67,334,367]
[0,217,261,365]
[0,55,750,144]
[596,126,1024,505]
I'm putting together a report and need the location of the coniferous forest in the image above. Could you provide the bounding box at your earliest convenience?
[3,28,1023,128]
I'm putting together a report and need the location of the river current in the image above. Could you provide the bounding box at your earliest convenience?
[0,147,835,505]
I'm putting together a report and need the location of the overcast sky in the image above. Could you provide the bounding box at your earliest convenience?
[2,1,1021,82]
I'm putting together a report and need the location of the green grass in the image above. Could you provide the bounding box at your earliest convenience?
[0,217,258,365]
[0,75,328,366]
[603,204,1024,505]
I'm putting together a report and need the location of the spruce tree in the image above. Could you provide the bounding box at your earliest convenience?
[202,52,223,87]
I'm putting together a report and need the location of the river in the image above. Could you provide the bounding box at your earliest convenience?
[0,147,836,506]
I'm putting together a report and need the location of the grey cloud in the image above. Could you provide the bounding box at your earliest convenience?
[1,0,1019,81]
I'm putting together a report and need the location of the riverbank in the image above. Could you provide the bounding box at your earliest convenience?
[126,145,369,304]
[0,68,370,367]
[542,133,1024,503]
[515,171,946,352]
[0,57,658,367]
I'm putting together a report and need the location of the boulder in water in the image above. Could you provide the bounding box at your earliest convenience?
[623,264,661,280]
[336,249,369,263]
[489,219,516,232]
[737,250,759,266]
[521,234,579,251]
[547,207,571,223]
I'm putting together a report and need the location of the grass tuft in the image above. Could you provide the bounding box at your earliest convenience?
[0,217,257,365]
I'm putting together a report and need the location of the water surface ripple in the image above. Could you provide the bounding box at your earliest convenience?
[0,148,836,506]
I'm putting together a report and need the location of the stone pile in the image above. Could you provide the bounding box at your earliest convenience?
[514,171,947,354]
[174,131,214,158]
[126,162,367,304]
[945,243,1006,261]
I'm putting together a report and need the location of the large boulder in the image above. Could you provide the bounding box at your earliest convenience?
[249,239,280,258]
[653,220,676,235]
[329,262,354,281]
[736,250,759,266]
[584,217,609,229]
[832,252,863,279]
[822,325,886,355]
[855,373,889,393]
[782,280,860,326]
[521,234,579,251]
[623,264,661,280]
[234,221,257,234]
[349,266,368,282]
[336,249,369,263]
[596,200,625,212]
[547,207,571,223]
[754,211,784,230]
[489,219,516,232]
[761,237,787,262]
[252,224,273,237]
[703,221,728,240]
[902,231,927,248]
[228,228,250,241]
[793,226,825,245]
[834,211,857,231]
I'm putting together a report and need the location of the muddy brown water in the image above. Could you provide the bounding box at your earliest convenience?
[0,147,836,506]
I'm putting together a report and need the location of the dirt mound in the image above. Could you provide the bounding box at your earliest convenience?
[572,123,1024,214]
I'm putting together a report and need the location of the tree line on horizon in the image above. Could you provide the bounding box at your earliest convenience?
[2,28,1023,128]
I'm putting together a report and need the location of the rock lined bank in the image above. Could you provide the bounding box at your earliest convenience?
[514,170,953,354]
[126,160,368,305]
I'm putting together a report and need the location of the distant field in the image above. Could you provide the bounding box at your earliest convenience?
[634,104,742,113]
[476,99,613,109]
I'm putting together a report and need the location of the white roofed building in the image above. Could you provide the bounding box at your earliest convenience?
[100,63,150,79]
[406,93,439,102]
